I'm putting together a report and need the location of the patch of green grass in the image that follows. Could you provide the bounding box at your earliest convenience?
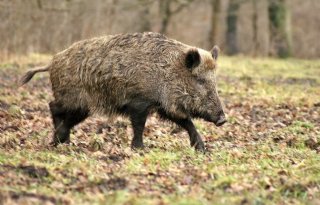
[218,56,320,105]
[126,149,181,173]
[219,56,320,79]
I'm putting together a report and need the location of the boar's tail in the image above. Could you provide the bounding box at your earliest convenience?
[19,65,49,86]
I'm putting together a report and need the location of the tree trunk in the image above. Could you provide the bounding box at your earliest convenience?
[268,0,292,58]
[226,0,240,55]
[159,0,171,34]
[208,0,221,47]
[138,6,151,32]
[159,0,193,34]
[252,0,259,56]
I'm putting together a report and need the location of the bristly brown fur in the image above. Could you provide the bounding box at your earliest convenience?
[47,32,222,118]
[21,32,226,151]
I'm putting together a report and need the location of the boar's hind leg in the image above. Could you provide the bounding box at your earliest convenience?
[119,102,150,149]
[49,101,89,146]
[158,110,205,152]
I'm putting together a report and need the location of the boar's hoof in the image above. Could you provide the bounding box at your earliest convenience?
[194,141,205,152]
[49,138,71,147]
[131,142,145,150]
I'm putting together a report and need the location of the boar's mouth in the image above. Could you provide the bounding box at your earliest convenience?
[191,111,226,127]
[214,116,227,126]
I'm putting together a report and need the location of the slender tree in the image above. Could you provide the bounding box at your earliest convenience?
[208,0,221,47]
[252,0,259,56]
[159,0,194,34]
[268,0,292,58]
[137,0,151,32]
[226,0,240,55]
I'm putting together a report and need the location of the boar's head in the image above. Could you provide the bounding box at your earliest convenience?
[182,45,226,126]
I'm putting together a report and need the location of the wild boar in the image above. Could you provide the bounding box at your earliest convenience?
[20,32,226,152]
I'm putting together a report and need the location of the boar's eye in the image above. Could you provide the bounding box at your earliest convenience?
[197,77,206,85]
[185,49,200,70]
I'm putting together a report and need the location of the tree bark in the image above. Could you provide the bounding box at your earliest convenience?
[159,0,193,34]
[226,0,240,55]
[208,0,221,47]
[268,0,292,58]
[159,0,171,34]
[138,4,151,32]
[252,0,259,56]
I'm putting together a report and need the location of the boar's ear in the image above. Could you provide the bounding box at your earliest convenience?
[185,48,201,70]
[211,45,220,60]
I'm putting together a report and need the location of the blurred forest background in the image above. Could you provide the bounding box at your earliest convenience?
[0,0,319,59]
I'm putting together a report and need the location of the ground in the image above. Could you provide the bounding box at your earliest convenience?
[0,54,319,205]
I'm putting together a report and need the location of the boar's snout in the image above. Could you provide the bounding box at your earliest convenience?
[213,111,227,127]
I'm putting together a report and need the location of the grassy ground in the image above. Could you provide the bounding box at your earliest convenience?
[0,54,319,205]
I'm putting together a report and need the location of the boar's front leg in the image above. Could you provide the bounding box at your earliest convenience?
[158,110,205,152]
[172,118,205,152]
